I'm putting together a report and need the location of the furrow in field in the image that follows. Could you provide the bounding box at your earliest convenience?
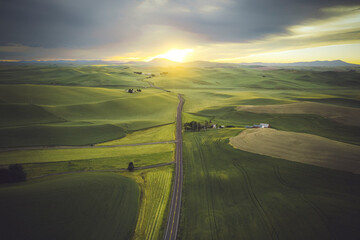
[232,160,278,240]
[195,135,220,240]
[272,165,334,239]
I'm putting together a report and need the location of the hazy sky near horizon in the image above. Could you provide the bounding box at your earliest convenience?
[1,0,359,63]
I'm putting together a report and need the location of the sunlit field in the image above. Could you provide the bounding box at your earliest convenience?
[0,64,359,240]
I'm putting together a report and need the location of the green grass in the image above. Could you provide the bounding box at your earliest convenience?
[0,143,174,165]
[179,129,360,240]
[0,84,132,105]
[44,91,178,130]
[0,123,126,147]
[0,84,178,147]
[152,67,360,90]
[0,103,65,127]
[0,172,140,240]
[98,124,175,146]
[121,166,174,240]
[0,65,144,88]
[292,97,360,108]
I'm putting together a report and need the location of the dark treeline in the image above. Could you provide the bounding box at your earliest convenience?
[184,121,212,131]
[0,164,26,184]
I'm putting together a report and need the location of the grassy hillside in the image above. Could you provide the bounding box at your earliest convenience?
[0,84,178,147]
[151,67,360,90]
[44,92,178,128]
[98,124,175,146]
[0,143,174,165]
[0,172,139,240]
[0,103,65,127]
[0,123,126,147]
[0,65,143,88]
[180,129,360,240]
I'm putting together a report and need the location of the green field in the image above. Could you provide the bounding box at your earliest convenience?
[98,124,175,146]
[179,129,360,240]
[1,64,360,240]
[122,166,174,240]
[0,83,178,147]
[0,65,144,88]
[0,172,139,240]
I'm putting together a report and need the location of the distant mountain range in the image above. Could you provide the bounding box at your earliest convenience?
[1,59,358,67]
[238,60,358,67]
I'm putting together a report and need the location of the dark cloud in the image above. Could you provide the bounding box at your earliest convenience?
[0,0,359,49]
[156,0,359,42]
[0,0,138,47]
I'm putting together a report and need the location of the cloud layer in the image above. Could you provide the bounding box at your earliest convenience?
[0,0,359,61]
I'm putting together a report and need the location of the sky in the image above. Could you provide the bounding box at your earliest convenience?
[0,0,359,63]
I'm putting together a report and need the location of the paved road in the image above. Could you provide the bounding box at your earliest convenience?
[164,94,184,240]
[0,140,177,152]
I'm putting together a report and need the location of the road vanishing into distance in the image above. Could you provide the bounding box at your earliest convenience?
[164,94,184,240]
[2,80,186,239]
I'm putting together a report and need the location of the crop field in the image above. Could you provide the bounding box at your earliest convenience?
[174,66,360,240]
[196,106,360,145]
[180,129,360,240]
[1,64,360,240]
[0,65,143,87]
[121,166,174,240]
[152,66,360,90]
[236,102,360,126]
[0,172,140,240]
[98,123,175,146]
[230,128,360,173]
[0,144,174,178]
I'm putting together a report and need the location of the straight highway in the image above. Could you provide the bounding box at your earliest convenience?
[163,94,184,240]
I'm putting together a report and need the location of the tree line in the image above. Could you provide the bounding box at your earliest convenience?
[184,121,213,131]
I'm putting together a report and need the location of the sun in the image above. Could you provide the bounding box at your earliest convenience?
[151,48,193,62]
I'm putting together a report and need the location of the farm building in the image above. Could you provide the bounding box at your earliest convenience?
[246,123,270,128]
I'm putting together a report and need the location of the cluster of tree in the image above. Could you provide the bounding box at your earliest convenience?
[0,164,26,184]
[184,120,212,131]
[128,162,134,171]
[134,71,142,74]
[126,89,142,93]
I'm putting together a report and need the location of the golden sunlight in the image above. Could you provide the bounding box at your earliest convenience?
[150,48,193,62]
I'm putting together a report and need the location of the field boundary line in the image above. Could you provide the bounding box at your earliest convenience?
[27,162,175,180]
[0,140,178,152]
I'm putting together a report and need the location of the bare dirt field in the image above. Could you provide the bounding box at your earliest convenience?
[236,102,360,126]
[229,128,360,174]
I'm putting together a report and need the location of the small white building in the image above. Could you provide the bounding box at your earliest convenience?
[212,124,217,128]
[259,123,269,128]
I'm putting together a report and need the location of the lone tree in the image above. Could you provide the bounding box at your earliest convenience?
[0,164,26,184]
[128,162,135,171]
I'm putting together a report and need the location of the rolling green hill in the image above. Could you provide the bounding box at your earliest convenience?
[0,65,143,88]
[0,84,178,147]
[0,172,139,240]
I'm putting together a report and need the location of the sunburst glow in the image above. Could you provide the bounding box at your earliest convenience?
[150,48,193,62]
